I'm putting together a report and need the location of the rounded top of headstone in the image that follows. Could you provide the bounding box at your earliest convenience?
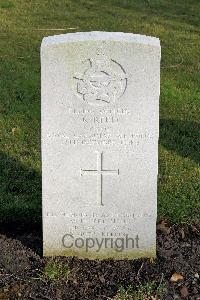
[41,31,160,48]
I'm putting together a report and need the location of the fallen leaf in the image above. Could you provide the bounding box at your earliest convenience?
[157,220,171,234]
[180,286,189,298]
[12,127,17,134]
[170,272,184,282]
[0,292,8,300]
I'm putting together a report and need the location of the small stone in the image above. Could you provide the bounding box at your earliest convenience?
[180,286,189,298]
[179,228,185,239]
[99,275,105,283]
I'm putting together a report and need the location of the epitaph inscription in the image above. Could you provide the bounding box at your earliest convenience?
[42,32,160,259]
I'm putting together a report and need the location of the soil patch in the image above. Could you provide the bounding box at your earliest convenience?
[0,223,199,299]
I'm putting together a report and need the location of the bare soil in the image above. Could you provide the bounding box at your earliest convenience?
[0,223,199,299]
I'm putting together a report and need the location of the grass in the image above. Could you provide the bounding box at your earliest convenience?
[115,281,167,299]
[0,1,14,9]
[0,0,199,225]
[42,259,70,281]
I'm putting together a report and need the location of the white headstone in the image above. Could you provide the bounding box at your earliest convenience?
[41,32,160,259]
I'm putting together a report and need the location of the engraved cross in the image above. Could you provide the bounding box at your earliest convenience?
[80,151,119,206]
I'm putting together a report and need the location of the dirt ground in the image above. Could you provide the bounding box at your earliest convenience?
[0,222,199,300]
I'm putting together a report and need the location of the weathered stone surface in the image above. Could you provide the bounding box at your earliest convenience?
[41,31,160,259]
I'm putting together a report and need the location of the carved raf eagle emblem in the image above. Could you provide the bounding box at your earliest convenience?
[74,53,127,106]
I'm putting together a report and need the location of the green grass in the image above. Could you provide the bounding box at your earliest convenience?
[0,0,199,225]
[40,259,70,281]
[115,281,167,299]
[0,1,14,9]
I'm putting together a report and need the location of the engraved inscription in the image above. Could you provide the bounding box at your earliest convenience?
[74,53,127,106]
[80,151,119,206]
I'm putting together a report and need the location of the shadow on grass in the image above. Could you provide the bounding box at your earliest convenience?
[0,118,199,253]
[0,150,42,254]
[160,118,200,164]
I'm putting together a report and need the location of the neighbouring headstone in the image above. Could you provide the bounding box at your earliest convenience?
[41,32,160,259]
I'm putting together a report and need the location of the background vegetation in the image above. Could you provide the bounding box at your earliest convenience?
[0,0,199,225]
